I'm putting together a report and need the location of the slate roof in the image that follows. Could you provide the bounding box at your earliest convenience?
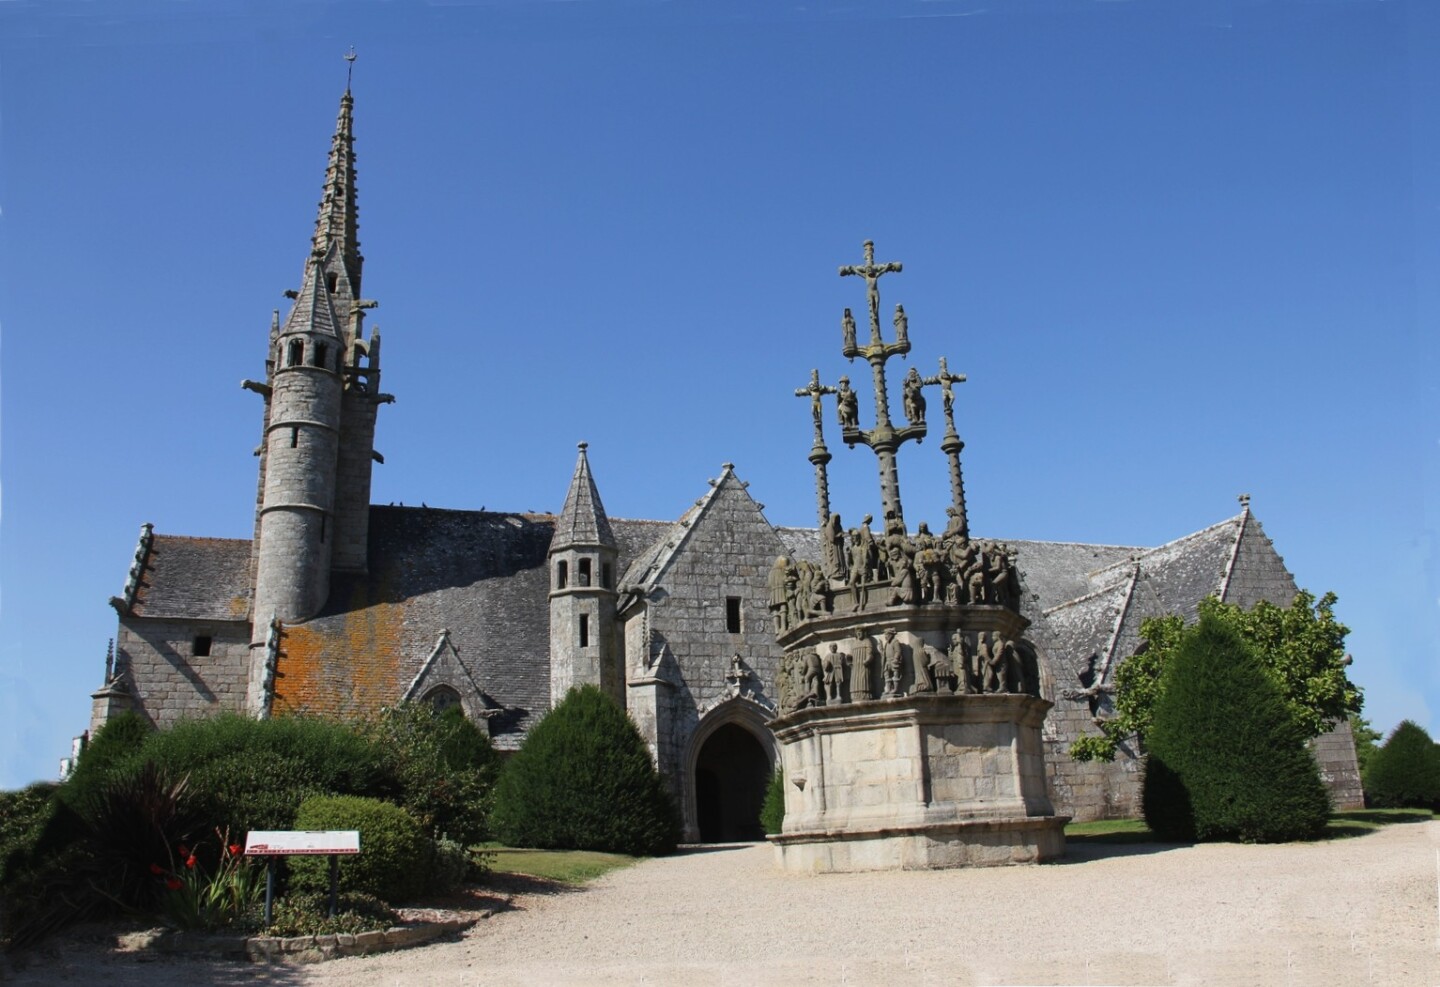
[552,444,616,549]
[128,535,252,622]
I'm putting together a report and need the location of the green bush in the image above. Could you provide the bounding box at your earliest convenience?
[760,769,785,836]
[65,712,151,793]
[288,795,431,904]
[428,835,470,894]
[491,685,679,856]
[1142,614,1331,843]
[121,714,387,834]
[363,704,500,847]
[1363,720,1440,809]
[266,891,396,937]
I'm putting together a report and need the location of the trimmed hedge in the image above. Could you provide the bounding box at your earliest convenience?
[760,770,785,836]
[491,686,679,856]
[1363,720,1440,809]
[1142,614,1330,843]
[288,795,431,904]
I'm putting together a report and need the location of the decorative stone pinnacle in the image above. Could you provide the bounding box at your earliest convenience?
[1238,493,1251,509]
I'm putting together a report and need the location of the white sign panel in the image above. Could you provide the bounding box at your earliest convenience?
[245,830,360,855]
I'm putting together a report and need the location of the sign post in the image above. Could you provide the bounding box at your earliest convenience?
[245,830,361,925]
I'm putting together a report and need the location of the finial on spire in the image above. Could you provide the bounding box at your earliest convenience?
[345,47,357,92]
[1238,492,1251,510]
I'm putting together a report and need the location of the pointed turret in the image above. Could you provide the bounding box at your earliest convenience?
[549,442,621,705]
[311,88,363,303]
[554,441,617,551]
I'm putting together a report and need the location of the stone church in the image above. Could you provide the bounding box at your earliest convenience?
[88,86,1363,841]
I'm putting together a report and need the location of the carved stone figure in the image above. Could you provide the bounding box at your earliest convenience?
[855,515,880,581]
[988,546,1016,611]
[823,643,846,705]
[910,639,934,694]
[973,632,994,692]
[926,644,955,694]
[964,543,987,605]
[836,376,859,430]
[881,628,904,698]
[850,629,875,700]
[994,636,1022,694]
[822,512,846,581]
[768,556,791,633]
[949,628,972,693]
[841,308,857,354]
[893,303,909,347]
[913,522,942,603]
[801,649,825,707]
[886,544,916,606]
[847,532,870,612]
[902,366,926,425]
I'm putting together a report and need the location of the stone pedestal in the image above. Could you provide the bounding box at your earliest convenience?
[769,693,1067,873]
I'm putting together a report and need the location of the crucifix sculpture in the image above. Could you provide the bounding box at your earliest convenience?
[925,356,970,539]
[836,240,926,533]
[795,369,837,525]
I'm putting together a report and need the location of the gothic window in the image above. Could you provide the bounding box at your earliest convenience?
[192,635,212,657]
[313,342,328,368]
[286,339,303,367]
[579,613,590,648]
[556,560,568,589]
[423,685,462,714]
[578,558,592,586]
[326,272,339,294]
[726,597,742,634]
[602,563,613,589]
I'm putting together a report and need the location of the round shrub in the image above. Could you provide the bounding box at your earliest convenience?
[1363,720,1440,809]
[65,712,151,794]
[491,685,679,856]
[288,795,431,904]
[1142,614,1331,843]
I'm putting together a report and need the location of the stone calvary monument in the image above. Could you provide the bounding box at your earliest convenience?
[767,241,1067,872]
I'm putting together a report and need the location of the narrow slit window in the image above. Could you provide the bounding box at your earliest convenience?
[579,613,590,648]
[578,558,592,586]
[726,597,742,634]
[286,339,303,367]
[326,272,339,293]
[290,427,299,448]
[313,342,328,368]
[192,635,212,657]
[602,563,613,589]
[557,560,568,589]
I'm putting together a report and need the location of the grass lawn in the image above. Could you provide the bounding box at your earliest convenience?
[479,845,641,884]
[1064,808,1436,845]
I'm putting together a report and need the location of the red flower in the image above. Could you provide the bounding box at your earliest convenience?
[165,878,183,891]
[228,844,243,858]
[185,854,197,869]
[149,863,165,876]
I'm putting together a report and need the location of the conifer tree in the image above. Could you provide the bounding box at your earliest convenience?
[491,685,679,855]
[1362,720,1440,809]
[1143,614,1331,842]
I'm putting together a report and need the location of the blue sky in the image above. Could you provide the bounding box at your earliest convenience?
[1,0,1435,788]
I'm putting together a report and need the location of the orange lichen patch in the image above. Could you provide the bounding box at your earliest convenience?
[228,594,250,619]
[273,587,406,718]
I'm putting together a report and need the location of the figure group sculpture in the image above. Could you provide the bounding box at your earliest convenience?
[776,626,1036,711]
[768,522,1021,633]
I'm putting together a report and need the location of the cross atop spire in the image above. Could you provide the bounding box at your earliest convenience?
[345,46,357,92]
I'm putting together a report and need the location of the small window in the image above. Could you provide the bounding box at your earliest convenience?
[290,427,299,448]
[726,597,742,634]
[578,558,592,586]
[286,339,303,367]
[602,563,613,589]
[326,272,339,293]
[313,342,328,368]
[424,685,462,714]
[579,613,590,648]
[192,635,212,657]
[556,560,568,589]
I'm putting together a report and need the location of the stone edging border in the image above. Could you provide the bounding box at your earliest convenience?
[153,910,488,964]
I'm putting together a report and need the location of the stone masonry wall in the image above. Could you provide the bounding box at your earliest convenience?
[115,617,252,726]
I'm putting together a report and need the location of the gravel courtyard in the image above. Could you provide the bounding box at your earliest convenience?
[11,821,1439,986]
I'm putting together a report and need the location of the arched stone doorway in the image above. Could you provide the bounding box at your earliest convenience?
[683,694,778,842]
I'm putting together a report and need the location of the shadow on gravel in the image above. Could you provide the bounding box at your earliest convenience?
[1051,838,1191,864]
[673,842,764,857]
[482,872,588,902]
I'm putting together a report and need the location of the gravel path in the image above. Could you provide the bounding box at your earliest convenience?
[11,821,1439,986]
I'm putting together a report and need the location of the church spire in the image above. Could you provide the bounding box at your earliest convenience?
[311,84,362,298]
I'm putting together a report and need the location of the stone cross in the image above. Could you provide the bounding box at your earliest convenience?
[795,369,837,526]
[839,240,903,347]
[794,369,837,448]
[924,356,967,437]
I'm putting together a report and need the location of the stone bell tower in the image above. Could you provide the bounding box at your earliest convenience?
[244,69,391,715]
[548,443,622,706]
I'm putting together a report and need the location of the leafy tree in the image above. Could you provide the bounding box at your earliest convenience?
[1142,614,1331,842]
[491,685,679,856]
[1362,720,1440,809]
[1070,591,1360,762]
